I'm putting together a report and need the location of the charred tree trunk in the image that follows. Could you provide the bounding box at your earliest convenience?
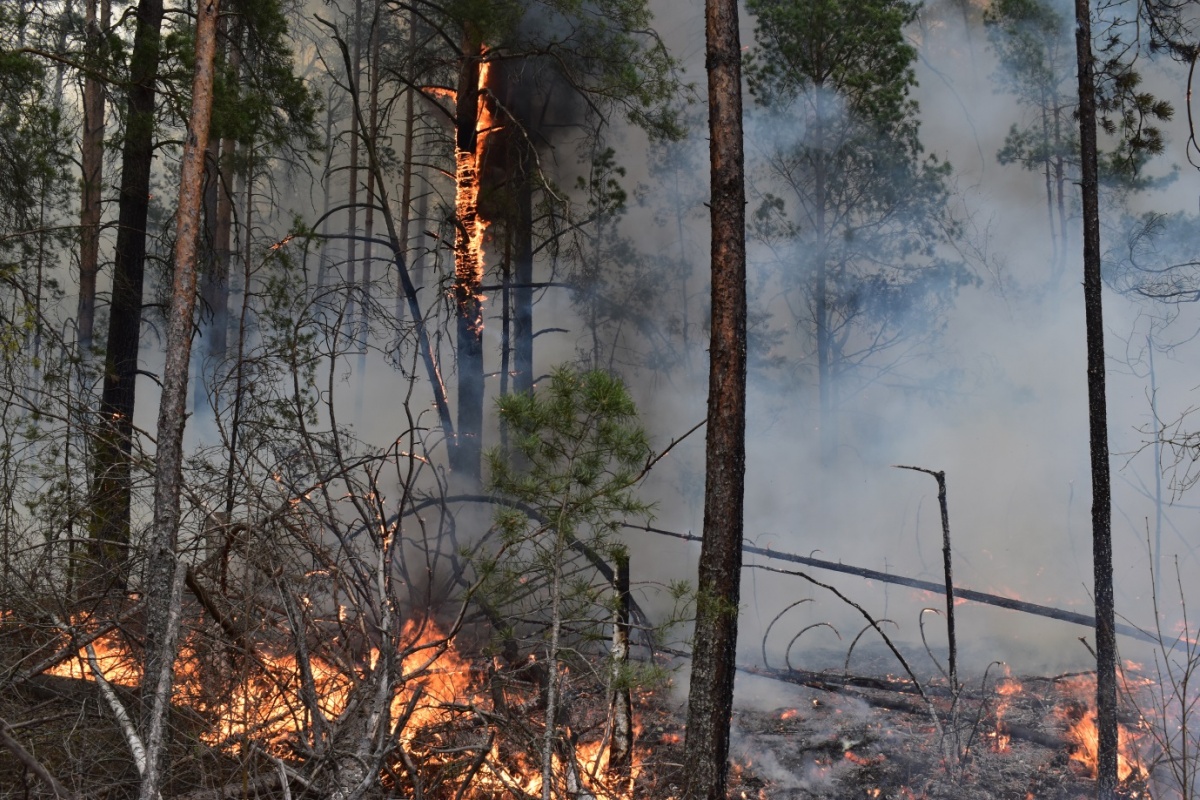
[683,1,747,798]
[87,0,164,591]
[139,2,220,796]
[450,40,487,482]
[1072,0,1118,796]
[78,0,110,358]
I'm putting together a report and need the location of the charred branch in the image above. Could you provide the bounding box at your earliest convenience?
[628,524,1160,644]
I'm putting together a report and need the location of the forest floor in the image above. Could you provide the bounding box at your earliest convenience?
[635,659,1160,800]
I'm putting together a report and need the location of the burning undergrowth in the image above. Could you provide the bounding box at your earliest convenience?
[0,592,1187,800]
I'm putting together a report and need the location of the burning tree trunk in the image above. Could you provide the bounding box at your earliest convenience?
[139,3,220,795]
[77,0,109,359]
[1071,0,1118,794]
[684,0,747,797]
[87,0,165,591]
[449,38,493,482]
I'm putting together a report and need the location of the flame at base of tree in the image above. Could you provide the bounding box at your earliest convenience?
[1055,672,1150,786]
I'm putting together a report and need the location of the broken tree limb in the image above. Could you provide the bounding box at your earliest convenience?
[895,465,957,692]
[0,716,77,799]
[626,524,1158,644]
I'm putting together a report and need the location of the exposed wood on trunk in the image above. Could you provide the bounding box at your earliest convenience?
[684,0,747,796]
[139,4,220,796]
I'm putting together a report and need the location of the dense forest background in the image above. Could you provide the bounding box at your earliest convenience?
[3,0,1200,796]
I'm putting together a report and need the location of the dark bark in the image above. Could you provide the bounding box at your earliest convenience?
[513,166,534,397]
[78,0,109,358]
[683,1,747,798]
[895,465,957,690]
[139,2,220,795]
[87,0,165,590]
[1072,0,1118,795]
[345,0,363,351]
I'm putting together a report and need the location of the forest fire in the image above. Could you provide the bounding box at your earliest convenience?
[1051,672,1150,785]
[36,612,658,798]
[991,673,1023,752]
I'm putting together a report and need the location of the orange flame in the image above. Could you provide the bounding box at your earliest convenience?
[1054,674,1148,785]
[453,48,498,337]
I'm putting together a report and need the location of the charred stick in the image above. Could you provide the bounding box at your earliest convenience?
[895,465,957,691]
[0,716,76,799]
[628,524,1158,644]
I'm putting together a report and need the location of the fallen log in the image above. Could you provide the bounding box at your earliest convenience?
[628,524,1156,645]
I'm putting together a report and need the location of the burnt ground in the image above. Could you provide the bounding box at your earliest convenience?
[635,664,1162,800]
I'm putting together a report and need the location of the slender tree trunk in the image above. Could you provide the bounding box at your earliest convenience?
[356,3,379,425]
[345,0,363,348]
[88,0,165,590]
[1072,0,1118,795]
[683,0,747,797]
[513,166,534,396]
[813,83,834,466]
[317,84,337,289]
[138,3,220,796]
[506,62,536,398]
[78,0,110,358]
[324,20,457,453]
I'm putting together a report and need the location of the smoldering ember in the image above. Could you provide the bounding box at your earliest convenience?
[6,0,1200,798]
